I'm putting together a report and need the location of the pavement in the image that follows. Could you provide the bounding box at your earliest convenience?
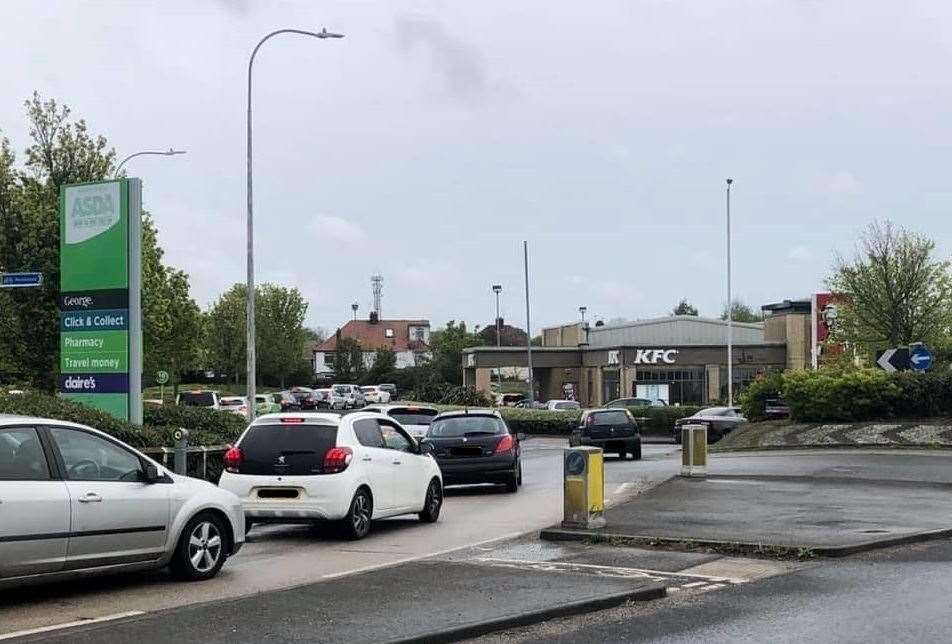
[543,449,952,554]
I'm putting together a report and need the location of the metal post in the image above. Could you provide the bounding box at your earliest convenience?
[245,27,344,423]
[113,149,185,178]
[524,241,534,402]
[726,178,733,406]
[493,284,502,393]
[174,428,189,475]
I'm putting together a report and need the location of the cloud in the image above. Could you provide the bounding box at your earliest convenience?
[394,14,488,102]
[824,170,863,197]
[309,215,365,245]
[787,245,814,262]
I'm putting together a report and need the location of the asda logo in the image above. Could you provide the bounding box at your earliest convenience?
[64,182,121,244]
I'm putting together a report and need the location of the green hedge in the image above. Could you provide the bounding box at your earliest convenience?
[0,392,245,447]
[498,408,581,435]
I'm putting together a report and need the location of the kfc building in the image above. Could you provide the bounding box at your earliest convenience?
[462,298,821,407]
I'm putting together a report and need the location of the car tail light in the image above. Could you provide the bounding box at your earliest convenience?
[323,446,353,473]
[494,435,515,454]
[223,446,243,473]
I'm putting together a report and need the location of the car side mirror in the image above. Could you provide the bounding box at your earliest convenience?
[142,462,162,483]
[418,440,435,455]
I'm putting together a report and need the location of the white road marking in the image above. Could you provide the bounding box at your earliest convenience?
[681,581,708,588]
[0,611,144,641]
[474,557,744,584]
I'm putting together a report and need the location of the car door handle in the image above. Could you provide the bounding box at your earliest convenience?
[361,456,373,462]
[392,460,402,465]
[78,493,102,503]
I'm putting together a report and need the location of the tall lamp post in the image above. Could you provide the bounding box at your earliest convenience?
[114,148,186,178]
[523,242,534,402]
[246,27,343,421]
[492,284,502,391]
[726,178,734,406]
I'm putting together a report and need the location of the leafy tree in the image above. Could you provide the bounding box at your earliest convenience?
[475,322,528,347]
[671,299,699,316]
[363,347,397,385]
[829,221,952,355]
[256,284,308,388]
[0,94,115,390]
[720,299,761,323]
[206,284,247,384]
[426,321,480,385]
[332,336,366,383]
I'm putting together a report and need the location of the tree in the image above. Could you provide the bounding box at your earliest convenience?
[206,285,247,384]
[671,299,699,316]
[0,94,115,389]
[363,347,397,385]
[426,321,481,385]
[256,284,308,388]
[829,221,952,355]
[333,336,366,383]
[720,300,761,323]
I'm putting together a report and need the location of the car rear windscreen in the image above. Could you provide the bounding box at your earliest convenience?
[220,399,244,407]
[389,409,438,426]
[179,392,215,407]
[590,410,630,425]
[429,415,506,437]
[237,423,338,475]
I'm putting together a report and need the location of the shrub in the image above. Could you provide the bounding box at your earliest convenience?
[628,406,704,435]
[892,370,952,417]
[738,371,784,421]
[144,404,246,444]
[783,368,901,422]
[498,407,580,435]
[439,385,492,407]
[411,381,454,404]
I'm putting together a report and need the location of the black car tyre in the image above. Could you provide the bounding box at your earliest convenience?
[171,512,229,581]
[419,479,443,523]
[633,443,643,460]
[505,466,520,493]
[517,462,523,486]
[340,488,373,540]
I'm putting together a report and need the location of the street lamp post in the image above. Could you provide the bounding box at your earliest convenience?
[245,27,343,422]
[523,242,534,402]
[726,178,734,407]
[492,284,502,392]
[114,148,186,178]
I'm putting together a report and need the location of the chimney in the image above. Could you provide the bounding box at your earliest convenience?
[369,311,379,324]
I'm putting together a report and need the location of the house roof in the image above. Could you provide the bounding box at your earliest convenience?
[315,319,430,353]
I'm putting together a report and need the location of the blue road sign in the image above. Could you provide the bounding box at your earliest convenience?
[0,272,43,288]
[909,345,933,371]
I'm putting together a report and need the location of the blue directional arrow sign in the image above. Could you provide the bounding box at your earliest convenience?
[909,345,933,372]
[0,272,43,288]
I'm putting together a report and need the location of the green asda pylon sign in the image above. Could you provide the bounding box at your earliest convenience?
[58,179,143,423]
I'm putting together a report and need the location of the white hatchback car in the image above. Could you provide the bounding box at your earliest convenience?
[0,415,244,588]
[219,413,443,539]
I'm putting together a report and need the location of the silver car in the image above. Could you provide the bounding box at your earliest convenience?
[0,415,244,588]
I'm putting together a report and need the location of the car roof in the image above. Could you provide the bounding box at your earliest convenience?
[364,404,438,413]
[548,399,577,404]
[251,412,341,426]
[433,408,500,419]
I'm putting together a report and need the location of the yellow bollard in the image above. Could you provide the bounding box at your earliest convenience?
[681,423,708,477]
[562,446,606,529]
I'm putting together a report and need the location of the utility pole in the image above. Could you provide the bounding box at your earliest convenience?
[523,242,534,402]
[726,178,734,407]
[492,284,502,393]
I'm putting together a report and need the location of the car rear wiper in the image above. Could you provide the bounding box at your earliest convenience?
[462,431,498,437]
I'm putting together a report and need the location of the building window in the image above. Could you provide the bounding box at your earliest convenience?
[719,366,767,403]
[324,353,335,367]
[635,367,705,406]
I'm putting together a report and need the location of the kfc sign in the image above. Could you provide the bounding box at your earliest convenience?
[632,349,679,365]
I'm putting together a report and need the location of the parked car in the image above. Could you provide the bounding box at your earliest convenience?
[362,404,439,440]
[546,400,581,411]
[378,383,397,400]
[176,390,222,410]
[424,409,523,492]
[218,412,443,539]
[315,388,346,410]
[764,397,791,419]
[333,384,365,409]
[219,396,249,417]
[606,397,666,408]
[0,416,244,588]
[673,407,747,443]
[514,399,546,409]
[569,408,642,460]
[272,391,300,412]
[255,394,281,415]
[360,386,392,404]
[495,393,526,407]
[290,387,319,410]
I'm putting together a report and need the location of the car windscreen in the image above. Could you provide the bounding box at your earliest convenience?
[238,423,338,475]
[698,407,728,416]
[554,402,580,410]
[333,386,350,395]
[429,415,506,438]
[389,409,438,426]
[219,399,244,407]
[589,410,630,425]
[179,392,215,407]
[360,387,375,393]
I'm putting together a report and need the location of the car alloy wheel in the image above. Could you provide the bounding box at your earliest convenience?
[188,520,222,573]
[345,489,372,539]
[419,480,443,523]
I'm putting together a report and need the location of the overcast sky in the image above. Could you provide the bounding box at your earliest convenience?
[2,0,950,333]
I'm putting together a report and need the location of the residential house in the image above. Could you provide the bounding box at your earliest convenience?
[313,313,431,377]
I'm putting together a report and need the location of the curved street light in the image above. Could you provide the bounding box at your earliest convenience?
[114,148,186,178]
[246,27,344,421]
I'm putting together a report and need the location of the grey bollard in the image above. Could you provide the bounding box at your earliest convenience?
[680,423,708,477]
[173,428,189,475]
